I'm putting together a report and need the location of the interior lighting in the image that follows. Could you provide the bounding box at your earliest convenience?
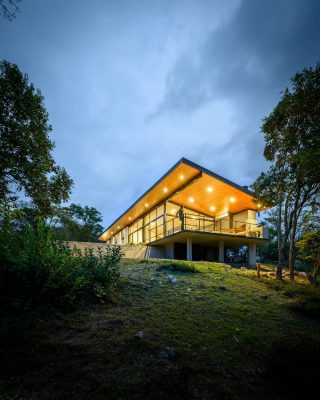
[229,197,236,203]
[179,174,184,180]
[210,206,216,211]
[188,197,194,203]
[207,187,213,193]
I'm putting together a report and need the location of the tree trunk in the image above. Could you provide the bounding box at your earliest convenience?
[276,200,284,280]
[288,211,297,280]
[311,248,320,285]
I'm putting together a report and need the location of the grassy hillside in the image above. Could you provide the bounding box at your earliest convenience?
[1,259,320,400]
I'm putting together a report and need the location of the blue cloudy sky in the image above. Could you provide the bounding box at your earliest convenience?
[1,0,320,227]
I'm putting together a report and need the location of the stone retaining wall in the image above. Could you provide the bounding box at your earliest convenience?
[66,241,157,259]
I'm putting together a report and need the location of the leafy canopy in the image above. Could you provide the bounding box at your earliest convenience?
[54,203,104,242]
[0,61,73,214]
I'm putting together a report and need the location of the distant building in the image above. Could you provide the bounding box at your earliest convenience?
[98,158,268,265]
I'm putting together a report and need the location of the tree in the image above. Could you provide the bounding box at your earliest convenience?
[54,203,103,242]
[0,61,73,214]
[296,231,320,285]
[0,0,20,20]
[252,64,320,280]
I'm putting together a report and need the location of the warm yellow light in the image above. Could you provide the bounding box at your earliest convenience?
[188,197,194,203]
[179,174,184,180]
[171,209,176,215]
[207,187,213,193]
[229,197,236,203]
[163,187,168,193]
[111,231,113,234]
[117,226,120,229]
[128,217,132,221]
[151,222,155,226]
[257,203,261,208]
[191,215,196,219]
[145,203,149,207]
[210,206,216,211]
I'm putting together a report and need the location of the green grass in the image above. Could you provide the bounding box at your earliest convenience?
[1,259,320,400]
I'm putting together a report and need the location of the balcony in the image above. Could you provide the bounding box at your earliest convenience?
[146,213,267,244]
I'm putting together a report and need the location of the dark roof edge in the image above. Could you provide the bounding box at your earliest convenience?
[98,157,253,240]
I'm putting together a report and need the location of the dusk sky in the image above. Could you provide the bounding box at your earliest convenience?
[1,0,320,227]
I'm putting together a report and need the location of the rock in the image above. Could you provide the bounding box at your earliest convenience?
[241,267,247,270]
[159,346,176,362]
[168,275,177,284]
[135,331,144,339]
[187,288,191,291]
[218,286,227,291]
[300,272,307,277]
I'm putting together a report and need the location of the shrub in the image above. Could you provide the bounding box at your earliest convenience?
[157,260,198,273]
[0,208,122,312]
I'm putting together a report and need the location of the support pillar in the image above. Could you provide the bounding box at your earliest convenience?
[187,237,192,261]
[248,243,256,266]
[218,240,224,263]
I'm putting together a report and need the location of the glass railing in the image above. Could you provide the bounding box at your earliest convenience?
[147,213,265,243]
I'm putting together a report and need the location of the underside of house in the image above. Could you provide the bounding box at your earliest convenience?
[98,158,269,265]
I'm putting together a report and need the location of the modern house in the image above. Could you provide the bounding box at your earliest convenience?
[98,158,268,265]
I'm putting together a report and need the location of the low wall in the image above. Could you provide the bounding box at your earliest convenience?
[66,241,162,259]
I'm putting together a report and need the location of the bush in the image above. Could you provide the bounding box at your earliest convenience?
[280,282,320,317]
[157,260,198,273]
[0,208,122,312]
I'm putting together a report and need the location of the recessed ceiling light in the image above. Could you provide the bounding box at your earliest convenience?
[207,187,213,193]
[179,174,184,180]
[163,187,168,193]
[128,217,132,220]
[111,232,113,234]
[229,197,236,203]
[145,203,149,207]
[188,197,194,203]
[257,203,261,208]
[210,206,216,211]
[117,226,120,229]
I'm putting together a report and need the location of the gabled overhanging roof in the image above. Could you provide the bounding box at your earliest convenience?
[98,157,258,241]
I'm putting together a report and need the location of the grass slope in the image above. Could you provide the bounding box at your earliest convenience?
[1,260,320,400]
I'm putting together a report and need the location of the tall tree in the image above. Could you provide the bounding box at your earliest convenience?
[0,61,73,214]
[54,203,103,242]
[252,64,320,279]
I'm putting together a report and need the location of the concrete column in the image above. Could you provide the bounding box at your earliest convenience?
[218,240,224,262]
[187,237,192,261]
[248,243,256,266]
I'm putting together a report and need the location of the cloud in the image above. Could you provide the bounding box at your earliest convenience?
[0,0,319,226]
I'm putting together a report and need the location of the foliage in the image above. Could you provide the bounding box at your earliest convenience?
[296,230,320,284]
[53,203,104,242]
[251,63,320,279]
[156,260,199,273]
[0,61,73,214]
[0,204,122,312]
[0,0,20,20]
